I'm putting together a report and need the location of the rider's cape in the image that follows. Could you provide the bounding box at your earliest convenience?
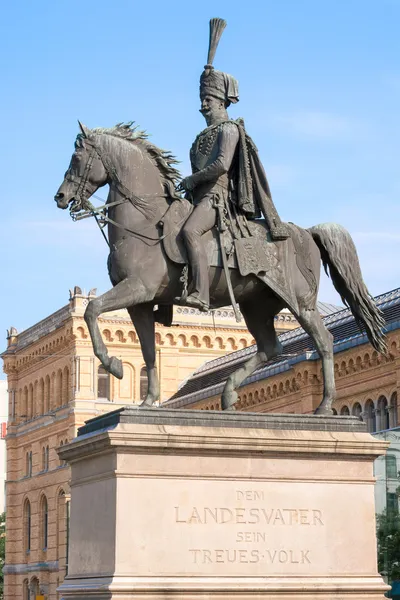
[234,119,286,239]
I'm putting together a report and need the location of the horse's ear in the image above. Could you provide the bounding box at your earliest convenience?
[78,120,90,138]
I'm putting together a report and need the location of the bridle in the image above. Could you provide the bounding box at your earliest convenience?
[65,136,176,247]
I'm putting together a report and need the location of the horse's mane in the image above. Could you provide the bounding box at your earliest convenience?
[78,122,181,199]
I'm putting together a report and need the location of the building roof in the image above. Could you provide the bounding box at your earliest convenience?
[316,301,342,316]
[164,288,400,408]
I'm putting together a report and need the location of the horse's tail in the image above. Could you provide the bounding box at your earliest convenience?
[308,223,387,354]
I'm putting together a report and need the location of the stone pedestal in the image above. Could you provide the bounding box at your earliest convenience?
[58,408,389,600]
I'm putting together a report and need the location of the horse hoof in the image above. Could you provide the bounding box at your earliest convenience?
[221,390,238,411]
[314,404,333,416]
[139,396,157,408]
[109,357,123,379]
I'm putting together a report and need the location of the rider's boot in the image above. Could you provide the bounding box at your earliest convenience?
[184,292,209,312]
[174,291,209,312]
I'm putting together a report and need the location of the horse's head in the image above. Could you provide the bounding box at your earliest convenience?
[54,121,108,212]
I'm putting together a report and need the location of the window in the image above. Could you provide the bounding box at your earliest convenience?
[340,405,350,416]
[390,392,398,428]
[365,400,376,433]
[387,492,399,515]
[59,440,64,467]
[140,367,148,402]
[23,579,29,600]
[377,396,389,431]
[26,451,32,477]
[97,366,110,400]
[24,500,31,553]
[56,370,63,408]
[386,455,398,479]
[41,496,48,550]
[45,376,50,413]
[30,578,39,598]
[352,402,362,419]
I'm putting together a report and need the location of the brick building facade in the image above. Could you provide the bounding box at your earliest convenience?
[166,288,400,433]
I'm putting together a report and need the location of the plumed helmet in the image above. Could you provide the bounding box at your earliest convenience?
[199,18,239,106]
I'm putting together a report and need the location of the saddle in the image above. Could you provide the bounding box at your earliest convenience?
[162,198,283,272]
[161,198,301,314]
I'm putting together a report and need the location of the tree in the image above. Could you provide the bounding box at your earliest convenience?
[377,509,400,584]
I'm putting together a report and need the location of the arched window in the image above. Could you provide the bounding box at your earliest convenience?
[30,577,39,598]
[28,384,33,418]
[352,402,362,419]
[386,455,398,479]
[63,367,70,404]
[140,367,148,402]
[97,366,110,400]
[59,440,64,467]
[42,446,49,471]
[44,375,50,413]
[26,451,32,477]
[56,370,63,408]
[24,499,31,553]
[332,408,338,415]
[40,495,48,550]
[390,392,398,428]
[365,400,376,433]
[38,379,44,415]
[23,579,29,600]
[377,396,389,431]
[23,387,28,419]
[340,405,350,416]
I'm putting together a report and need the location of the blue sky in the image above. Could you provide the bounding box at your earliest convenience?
[1,0,400,376]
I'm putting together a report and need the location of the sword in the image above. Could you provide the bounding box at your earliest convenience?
[214,197,241,323]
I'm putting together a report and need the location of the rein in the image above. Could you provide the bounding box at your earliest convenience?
[68,138,176,246]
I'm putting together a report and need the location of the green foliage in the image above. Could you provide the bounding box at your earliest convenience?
[377,510,400,583]
[0,512,5,599]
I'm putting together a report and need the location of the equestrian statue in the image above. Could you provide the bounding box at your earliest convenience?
[54,18,386,414]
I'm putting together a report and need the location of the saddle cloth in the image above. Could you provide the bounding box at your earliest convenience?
[161,198,299,314]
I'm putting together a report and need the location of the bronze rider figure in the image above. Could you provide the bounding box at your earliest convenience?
[178,18,289,312]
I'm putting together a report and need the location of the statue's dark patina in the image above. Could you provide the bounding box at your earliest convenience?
[177,18,289,312]
[54,19,386,414]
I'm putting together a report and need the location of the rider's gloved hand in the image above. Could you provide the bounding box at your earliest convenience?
[177,176,195,192]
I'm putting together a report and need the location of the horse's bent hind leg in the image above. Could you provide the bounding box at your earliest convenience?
[296,308,335,414]
[221,300,283,410]
[127,304,159,407]
[84,278,146,379]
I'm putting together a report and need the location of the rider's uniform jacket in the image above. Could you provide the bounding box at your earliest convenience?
[188,119,289,240]
[189,121,239,206]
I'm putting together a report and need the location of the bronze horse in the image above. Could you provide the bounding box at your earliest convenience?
[54,122,386,413]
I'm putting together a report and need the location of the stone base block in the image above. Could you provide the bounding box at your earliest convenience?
[58,408,390,600]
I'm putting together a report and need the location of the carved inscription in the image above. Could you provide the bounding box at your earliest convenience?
[174,489,325,567]
[174,506,324,526]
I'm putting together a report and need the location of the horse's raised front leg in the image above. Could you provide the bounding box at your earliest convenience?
[84,278,147,379]
[221,300,283,410]
[296,307,335,415]
[127,304,159,407]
